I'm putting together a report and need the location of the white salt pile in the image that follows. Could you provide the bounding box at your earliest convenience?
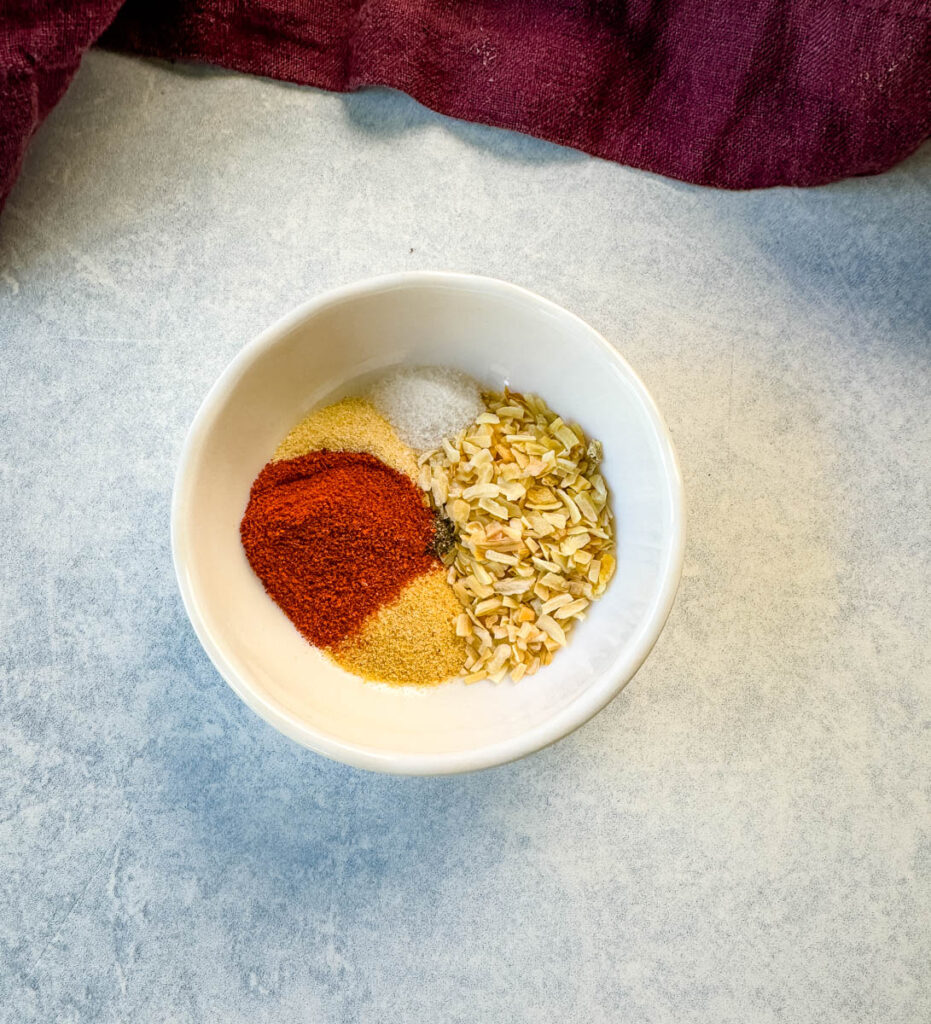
[369,366,485,451]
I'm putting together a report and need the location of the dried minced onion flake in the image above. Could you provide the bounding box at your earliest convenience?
[419,389,615,683]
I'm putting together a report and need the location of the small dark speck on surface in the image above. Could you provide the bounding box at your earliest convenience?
[431,512,457,559]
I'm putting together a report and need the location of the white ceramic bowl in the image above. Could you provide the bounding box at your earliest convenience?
[172,273,684,774]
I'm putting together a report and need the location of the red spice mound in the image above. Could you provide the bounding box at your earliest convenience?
[240,451,438,648]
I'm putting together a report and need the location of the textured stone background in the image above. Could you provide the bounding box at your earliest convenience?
[1,50,929,1024]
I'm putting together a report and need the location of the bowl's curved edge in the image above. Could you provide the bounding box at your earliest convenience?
[171,271,686,775]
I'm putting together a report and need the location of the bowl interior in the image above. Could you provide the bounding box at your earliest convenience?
[174,276,682,771]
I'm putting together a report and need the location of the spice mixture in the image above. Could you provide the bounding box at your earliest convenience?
[241,366,615,687]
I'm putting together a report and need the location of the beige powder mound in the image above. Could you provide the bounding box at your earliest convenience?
[273,397,419,480]
[332,569,465,685]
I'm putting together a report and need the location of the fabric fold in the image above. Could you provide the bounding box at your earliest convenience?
[1,0,929,213]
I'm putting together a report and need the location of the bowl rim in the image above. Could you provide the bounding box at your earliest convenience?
[171,271,686,775]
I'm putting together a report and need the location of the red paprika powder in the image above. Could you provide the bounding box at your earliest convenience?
[240,450,438,648]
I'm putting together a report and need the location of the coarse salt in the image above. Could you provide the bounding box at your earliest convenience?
[369,366,484,451]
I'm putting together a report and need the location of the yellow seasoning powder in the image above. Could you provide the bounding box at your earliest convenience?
[273,397,419,481]
[332,568,466,685]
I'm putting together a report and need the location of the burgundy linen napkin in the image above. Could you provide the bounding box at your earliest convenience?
[0,1,124,213]
[2,1,929,213]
